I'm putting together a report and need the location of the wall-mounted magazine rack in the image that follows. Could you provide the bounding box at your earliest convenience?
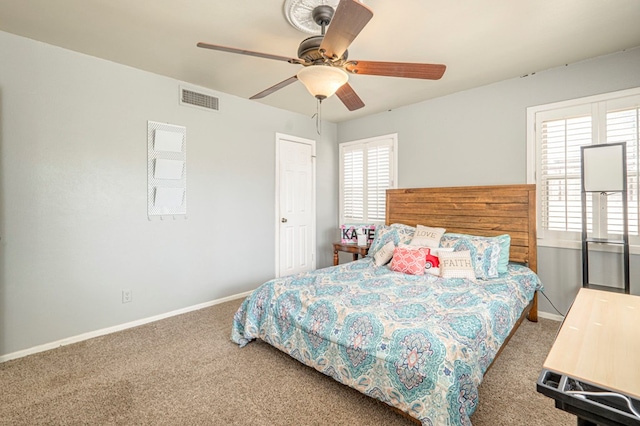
[147,121,186,219]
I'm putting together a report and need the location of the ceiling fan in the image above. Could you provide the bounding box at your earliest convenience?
[197,0,446,111]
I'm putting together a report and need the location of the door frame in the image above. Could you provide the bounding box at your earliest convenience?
[274,133,317,278]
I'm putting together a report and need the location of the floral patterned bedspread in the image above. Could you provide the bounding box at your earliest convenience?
[231,258,542,425]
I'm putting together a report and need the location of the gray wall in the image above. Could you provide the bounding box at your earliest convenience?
[338,47,640,316]
[2,26,638,358]
[0,31,338,358]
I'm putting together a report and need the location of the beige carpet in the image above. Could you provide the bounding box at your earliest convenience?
[0,299,574,425]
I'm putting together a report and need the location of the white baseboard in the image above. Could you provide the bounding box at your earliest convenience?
[0,290,253,364]
[537,311,564,322]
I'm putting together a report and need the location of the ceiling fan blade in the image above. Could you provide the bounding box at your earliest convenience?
[250,76,299,100]
[347,61,446,80]
[336,83,365,111]
[320,0,373,60]
[197,42,300,63]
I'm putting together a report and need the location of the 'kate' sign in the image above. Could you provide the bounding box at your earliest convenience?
[340,224,376,245]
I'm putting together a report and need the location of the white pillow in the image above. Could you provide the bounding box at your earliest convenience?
[439,250,476,281]
[424,247,454,276]
[409,225,446,248]
[373,241,395,266]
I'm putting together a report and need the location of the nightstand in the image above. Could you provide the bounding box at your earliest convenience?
[333,242,370,266]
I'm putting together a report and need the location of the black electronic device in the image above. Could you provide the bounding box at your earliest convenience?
[537,369,640,426]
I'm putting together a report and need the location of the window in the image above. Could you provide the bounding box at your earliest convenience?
[340,134,397,224]
[527,87,640,248]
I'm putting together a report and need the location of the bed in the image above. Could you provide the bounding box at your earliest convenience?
[232,184,541,425]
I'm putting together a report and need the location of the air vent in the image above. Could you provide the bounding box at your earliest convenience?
[180,87,219,111]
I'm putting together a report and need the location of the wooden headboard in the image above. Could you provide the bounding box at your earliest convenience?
[386,184,537,273]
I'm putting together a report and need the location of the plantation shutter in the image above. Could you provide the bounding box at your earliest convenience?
[343,148,364,221]
[340,136,395,224]
[366,143,391,221]
[539,116,592,233]
[606,107,640,236]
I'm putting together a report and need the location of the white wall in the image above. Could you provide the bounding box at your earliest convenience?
[338,47,640,315]
[0,31,338,358]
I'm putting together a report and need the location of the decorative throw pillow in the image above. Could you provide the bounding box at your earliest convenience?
[409,225,446,248]
[367,225,392,257]
[439,233,504,279]
[390,223,418,237]
[368,224,415,258]
[494,234,511,273]
[390,223,417,247]
[424,247,454,276]
[439,250,476,281]
[389,245,427,275]
[373,241,396,266]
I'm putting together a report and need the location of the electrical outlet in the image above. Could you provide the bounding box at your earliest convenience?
[122,289,132,304]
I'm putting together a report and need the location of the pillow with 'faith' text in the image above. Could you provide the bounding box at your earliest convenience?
[439,250,476,281]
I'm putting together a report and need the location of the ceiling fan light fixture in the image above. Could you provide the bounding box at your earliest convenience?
[296,66,349,100]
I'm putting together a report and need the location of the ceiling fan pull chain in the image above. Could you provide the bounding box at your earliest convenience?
[316,98,322,135]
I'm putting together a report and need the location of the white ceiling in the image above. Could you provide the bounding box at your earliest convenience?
[1,0,639,123]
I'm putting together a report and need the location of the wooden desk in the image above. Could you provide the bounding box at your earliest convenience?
[333,242,369,266]
[538,288,640,425]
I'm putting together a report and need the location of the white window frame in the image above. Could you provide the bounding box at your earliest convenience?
[339,133,398,225]
[527,87,640,252]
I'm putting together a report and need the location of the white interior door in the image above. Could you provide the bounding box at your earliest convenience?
[276,134,316,277]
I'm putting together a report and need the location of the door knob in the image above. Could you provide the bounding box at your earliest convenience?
[281,218,288,223]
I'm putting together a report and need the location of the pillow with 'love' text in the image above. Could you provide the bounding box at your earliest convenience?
[409,225,446,248]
